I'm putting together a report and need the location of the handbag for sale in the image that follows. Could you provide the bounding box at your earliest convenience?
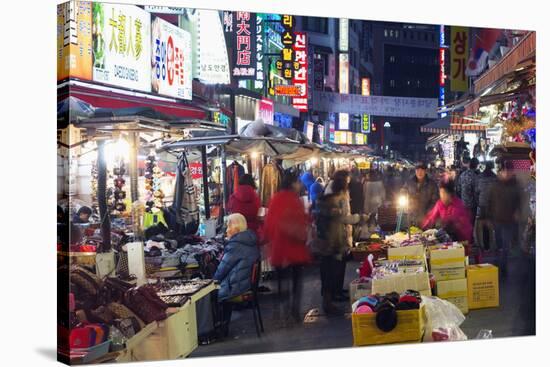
[70,265,105,310]
[123,286,168,324]
[106,302,145,331]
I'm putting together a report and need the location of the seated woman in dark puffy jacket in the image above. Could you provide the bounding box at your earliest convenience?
[214,214,260,331]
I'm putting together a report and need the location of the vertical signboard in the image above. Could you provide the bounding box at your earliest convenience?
[254,15,264,89]
[339,112,349,130]
[278,15,295,80]
[339,53,349,94]
[361,78,371,96]
[318,125,325,144]
[362,114,371,133]
[451,26,469,92]
[257,98,274,125]
[292,32,308,111]
[198,10,231,84]
[57,1,93,81]
[151,17,192,99]
[230,11,257,79]
[339,19,349,52]
[92,3,152,92]
[439,25,446,115]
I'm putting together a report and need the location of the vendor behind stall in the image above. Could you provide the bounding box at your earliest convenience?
[214,214,260,333]
[422,180,473,246]
[72,206,92,224]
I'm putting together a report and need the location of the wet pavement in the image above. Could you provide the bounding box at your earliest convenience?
[190,251,535,358]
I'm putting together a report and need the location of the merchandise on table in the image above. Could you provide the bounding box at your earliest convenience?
[467,264,500,309]
[388,244,427,268]
[370,261,431,296]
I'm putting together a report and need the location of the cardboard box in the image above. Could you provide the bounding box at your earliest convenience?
[352,305,425,346]
[372,272,431,295]
[431,267,466,282]
[467,264,499,309]
[436,278,469,314]
[429,243,465,270]
[388,245,427,268]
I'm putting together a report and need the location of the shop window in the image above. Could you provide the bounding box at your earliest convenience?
[384,29,388,37]
[390,79,395,88]
[395,30,399,38]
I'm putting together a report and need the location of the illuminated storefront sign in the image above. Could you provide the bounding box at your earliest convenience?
[278,14,295,80]
[318,125,325,144]
[274,85,301,96]
[339,53,349,93]
[92,3,152,92]
[339,19,349,52]
[450,26,469,92]
[197,10,231,84]
[292,32,308,111]
[254,15,264,89]
[57,1,92,81]
[361,78,371,96]
[339,112,349,130]
[362,114,371,133]
[151,17,192,100]
[257,98,274,125]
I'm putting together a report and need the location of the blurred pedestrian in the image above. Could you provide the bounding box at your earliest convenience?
[264,171,311,322]
[403,161,439,226]
[488,161,522,276]
[474,161,497,251]
[227,174,261,238]
[349,167,365,215]
[363,169,386,215]
[457,157,479,220]
[314,170,362,315]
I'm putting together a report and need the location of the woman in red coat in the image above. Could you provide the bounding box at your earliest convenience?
[264,171,311,323]
[422,180,473,249]
[227,174,262,238]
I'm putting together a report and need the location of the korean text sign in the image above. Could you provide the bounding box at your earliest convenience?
[451,26,469,92]
[231,11,257,79]
[92,3,151,92]
[151,17,192,100]
[57,1,92,81]
[292,32,308,111]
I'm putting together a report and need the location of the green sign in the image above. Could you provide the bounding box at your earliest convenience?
[362,114,371,133]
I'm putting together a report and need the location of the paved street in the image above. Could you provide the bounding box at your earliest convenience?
[191,254,535,358]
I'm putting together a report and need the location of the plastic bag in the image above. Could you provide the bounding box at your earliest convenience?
[475,329,493,339]
[422,296,467,342]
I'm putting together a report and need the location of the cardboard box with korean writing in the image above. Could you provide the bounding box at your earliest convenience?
[436,278,468,314]
[467,264,499,309]
[388,245,427,268]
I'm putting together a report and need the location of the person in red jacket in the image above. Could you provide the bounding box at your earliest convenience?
[264,171,311,323]
[422,180,473,248]
[227,174,262,238]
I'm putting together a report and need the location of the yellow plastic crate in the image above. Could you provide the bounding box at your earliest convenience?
[352,305,425,346]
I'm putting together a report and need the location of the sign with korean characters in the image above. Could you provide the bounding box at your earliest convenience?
[292,32,308,111]
[57,1,92,81]
[189,162,203,179]
[151,17,192,100]
[227,11,257,79]
[92,3,151,92]
[451,26,469,92]
[362,114,371,133]
[254,15,265,89]
[277,15,296,80]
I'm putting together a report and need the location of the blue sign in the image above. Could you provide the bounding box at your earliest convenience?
[440,25,445,46]
[274,112,293,129]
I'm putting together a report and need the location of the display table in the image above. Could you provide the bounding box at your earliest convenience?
[117,282,218,361]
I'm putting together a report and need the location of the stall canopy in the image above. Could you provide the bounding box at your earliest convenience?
[239,119,309,144]
[426,134,448,148]
[421,115,486,135]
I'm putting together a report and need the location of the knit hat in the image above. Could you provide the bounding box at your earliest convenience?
[376,301,398,332]
[356,305,374,314]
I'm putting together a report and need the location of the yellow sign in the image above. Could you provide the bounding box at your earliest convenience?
[450,26,469,92]
[57,1,93,81]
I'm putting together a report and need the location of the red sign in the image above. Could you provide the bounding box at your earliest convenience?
[189,162,203,179]
[258,98,274,125]
[439,48,446,86]
[292,32,308,111]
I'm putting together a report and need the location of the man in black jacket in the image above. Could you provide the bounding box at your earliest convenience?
[402,162,439,226]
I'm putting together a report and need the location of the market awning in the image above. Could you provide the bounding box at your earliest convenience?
[226,137,302,157]
[421,115,487,135]
[474,32,536,95]
[157,135,240,152]
[76,116,171,134]
[420,116,452,134]
[426,134,448,147]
